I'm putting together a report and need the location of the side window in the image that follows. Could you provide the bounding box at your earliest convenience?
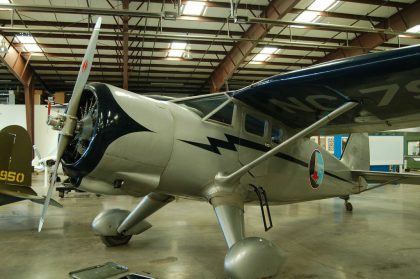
[271,125,284,144]
[208,102,234,125]
[245,114,267,137]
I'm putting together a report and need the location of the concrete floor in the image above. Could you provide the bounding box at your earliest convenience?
[1,175,420,279]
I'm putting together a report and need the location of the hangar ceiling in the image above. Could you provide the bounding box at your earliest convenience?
[1,0,420,97]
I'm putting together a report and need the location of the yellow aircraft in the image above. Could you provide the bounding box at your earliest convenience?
[0,125,61,208]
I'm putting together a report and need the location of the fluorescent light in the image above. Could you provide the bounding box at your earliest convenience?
[16,35,36,44]
[295,11,319,23]
[407,25,420,33]
[171,42,187,49]
[309,0,337,11]
[168,49,184,57]
[168,42,188,57]
[24,44,42,52]
[16,34,42,53]
[182,1,206,16]
[253,54,270,62]
[251,47,278,62]
[0,0,11,10]
[260,47,277,54]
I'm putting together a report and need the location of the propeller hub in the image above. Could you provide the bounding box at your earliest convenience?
[47,114,66,131]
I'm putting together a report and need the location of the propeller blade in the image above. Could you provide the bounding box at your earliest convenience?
[38,17,102,232]
[38,135,70,232]
[67,17,102,117]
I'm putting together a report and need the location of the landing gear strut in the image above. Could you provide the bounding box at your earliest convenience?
[91,192,174,247]
[341,195,353,212]
[210,192,285,278]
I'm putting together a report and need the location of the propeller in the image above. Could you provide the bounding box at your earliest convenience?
[38,17,102,232]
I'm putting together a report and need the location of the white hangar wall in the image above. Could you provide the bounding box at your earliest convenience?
[0,104,60,159]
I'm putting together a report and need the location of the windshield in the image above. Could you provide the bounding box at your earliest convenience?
[177,94,229,117]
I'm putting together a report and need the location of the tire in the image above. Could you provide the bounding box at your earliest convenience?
[345,202,353,212]
[100,235,132,247]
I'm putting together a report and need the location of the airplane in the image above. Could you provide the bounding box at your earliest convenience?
[38,17,420,278]
[0,125,62,208]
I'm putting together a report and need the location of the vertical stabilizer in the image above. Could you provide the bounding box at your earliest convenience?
[341,133,370,171]
[0,125,32,187]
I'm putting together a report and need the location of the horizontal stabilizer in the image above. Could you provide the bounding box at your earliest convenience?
[352,170,420,185]
[0,185,62,208]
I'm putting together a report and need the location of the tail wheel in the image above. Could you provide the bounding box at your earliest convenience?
[345,202,353,212]
[100,235,132,247]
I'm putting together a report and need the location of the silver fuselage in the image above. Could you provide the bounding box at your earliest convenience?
[74,85,357,204]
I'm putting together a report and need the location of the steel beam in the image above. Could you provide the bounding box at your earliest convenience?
[24,78,35,143]
[208,0,299,92]
[0,4,163,18]
[0,31,355,53]
[317,1,420,63]
[130,0,409,10]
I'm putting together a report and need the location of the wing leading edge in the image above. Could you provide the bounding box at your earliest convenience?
[233,45,420,135]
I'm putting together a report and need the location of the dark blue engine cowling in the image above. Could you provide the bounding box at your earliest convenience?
[61,83,150,185]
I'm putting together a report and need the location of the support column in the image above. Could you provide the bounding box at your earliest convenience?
[317,1,420,63]
[122,0,129,90]
[24,77,35,144]
[0,37,37,146]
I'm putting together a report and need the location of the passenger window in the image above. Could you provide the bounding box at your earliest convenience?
[209,102,234,125]
[245,114,266,137]
[271,126,283,144]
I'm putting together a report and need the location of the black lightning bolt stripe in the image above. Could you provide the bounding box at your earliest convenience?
[180,137,237,155]
[179,134,353,184]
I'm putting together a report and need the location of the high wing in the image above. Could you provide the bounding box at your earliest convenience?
[233,44,420,135]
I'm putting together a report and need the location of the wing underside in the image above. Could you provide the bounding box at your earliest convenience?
[233,45,420,135]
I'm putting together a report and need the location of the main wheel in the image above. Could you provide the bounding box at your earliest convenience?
[100,235,132,247]
[345,202,353,212]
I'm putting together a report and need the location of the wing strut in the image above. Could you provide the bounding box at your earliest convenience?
[216,101,359,185]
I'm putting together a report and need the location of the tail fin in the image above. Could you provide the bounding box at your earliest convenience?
[0,125,32,187]
[341,133,370,171]
[0,125,63,208]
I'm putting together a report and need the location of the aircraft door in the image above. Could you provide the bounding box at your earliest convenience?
[238,111,270,178]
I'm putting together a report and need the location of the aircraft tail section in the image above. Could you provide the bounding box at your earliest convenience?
[0,125,33,188]
[342,133,420,191]
[340,133,370,171]
[0,125,62,207]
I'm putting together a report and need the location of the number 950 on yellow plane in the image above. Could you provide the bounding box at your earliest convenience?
[0,170,25,183]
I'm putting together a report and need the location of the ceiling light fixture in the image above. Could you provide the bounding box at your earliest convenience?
[16,34,42,53]
[407,25,420,33]
[182,1,207,16]
[251,47,278,63]
[294,0,338,25]
[0,0,11,11]
[309,0,338,11]
[294,11,320,23]
[168,42,188,58]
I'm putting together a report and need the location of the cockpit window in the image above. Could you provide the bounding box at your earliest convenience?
[178,94,228,117]
[245,114,267,137]
[208,101,234,125]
